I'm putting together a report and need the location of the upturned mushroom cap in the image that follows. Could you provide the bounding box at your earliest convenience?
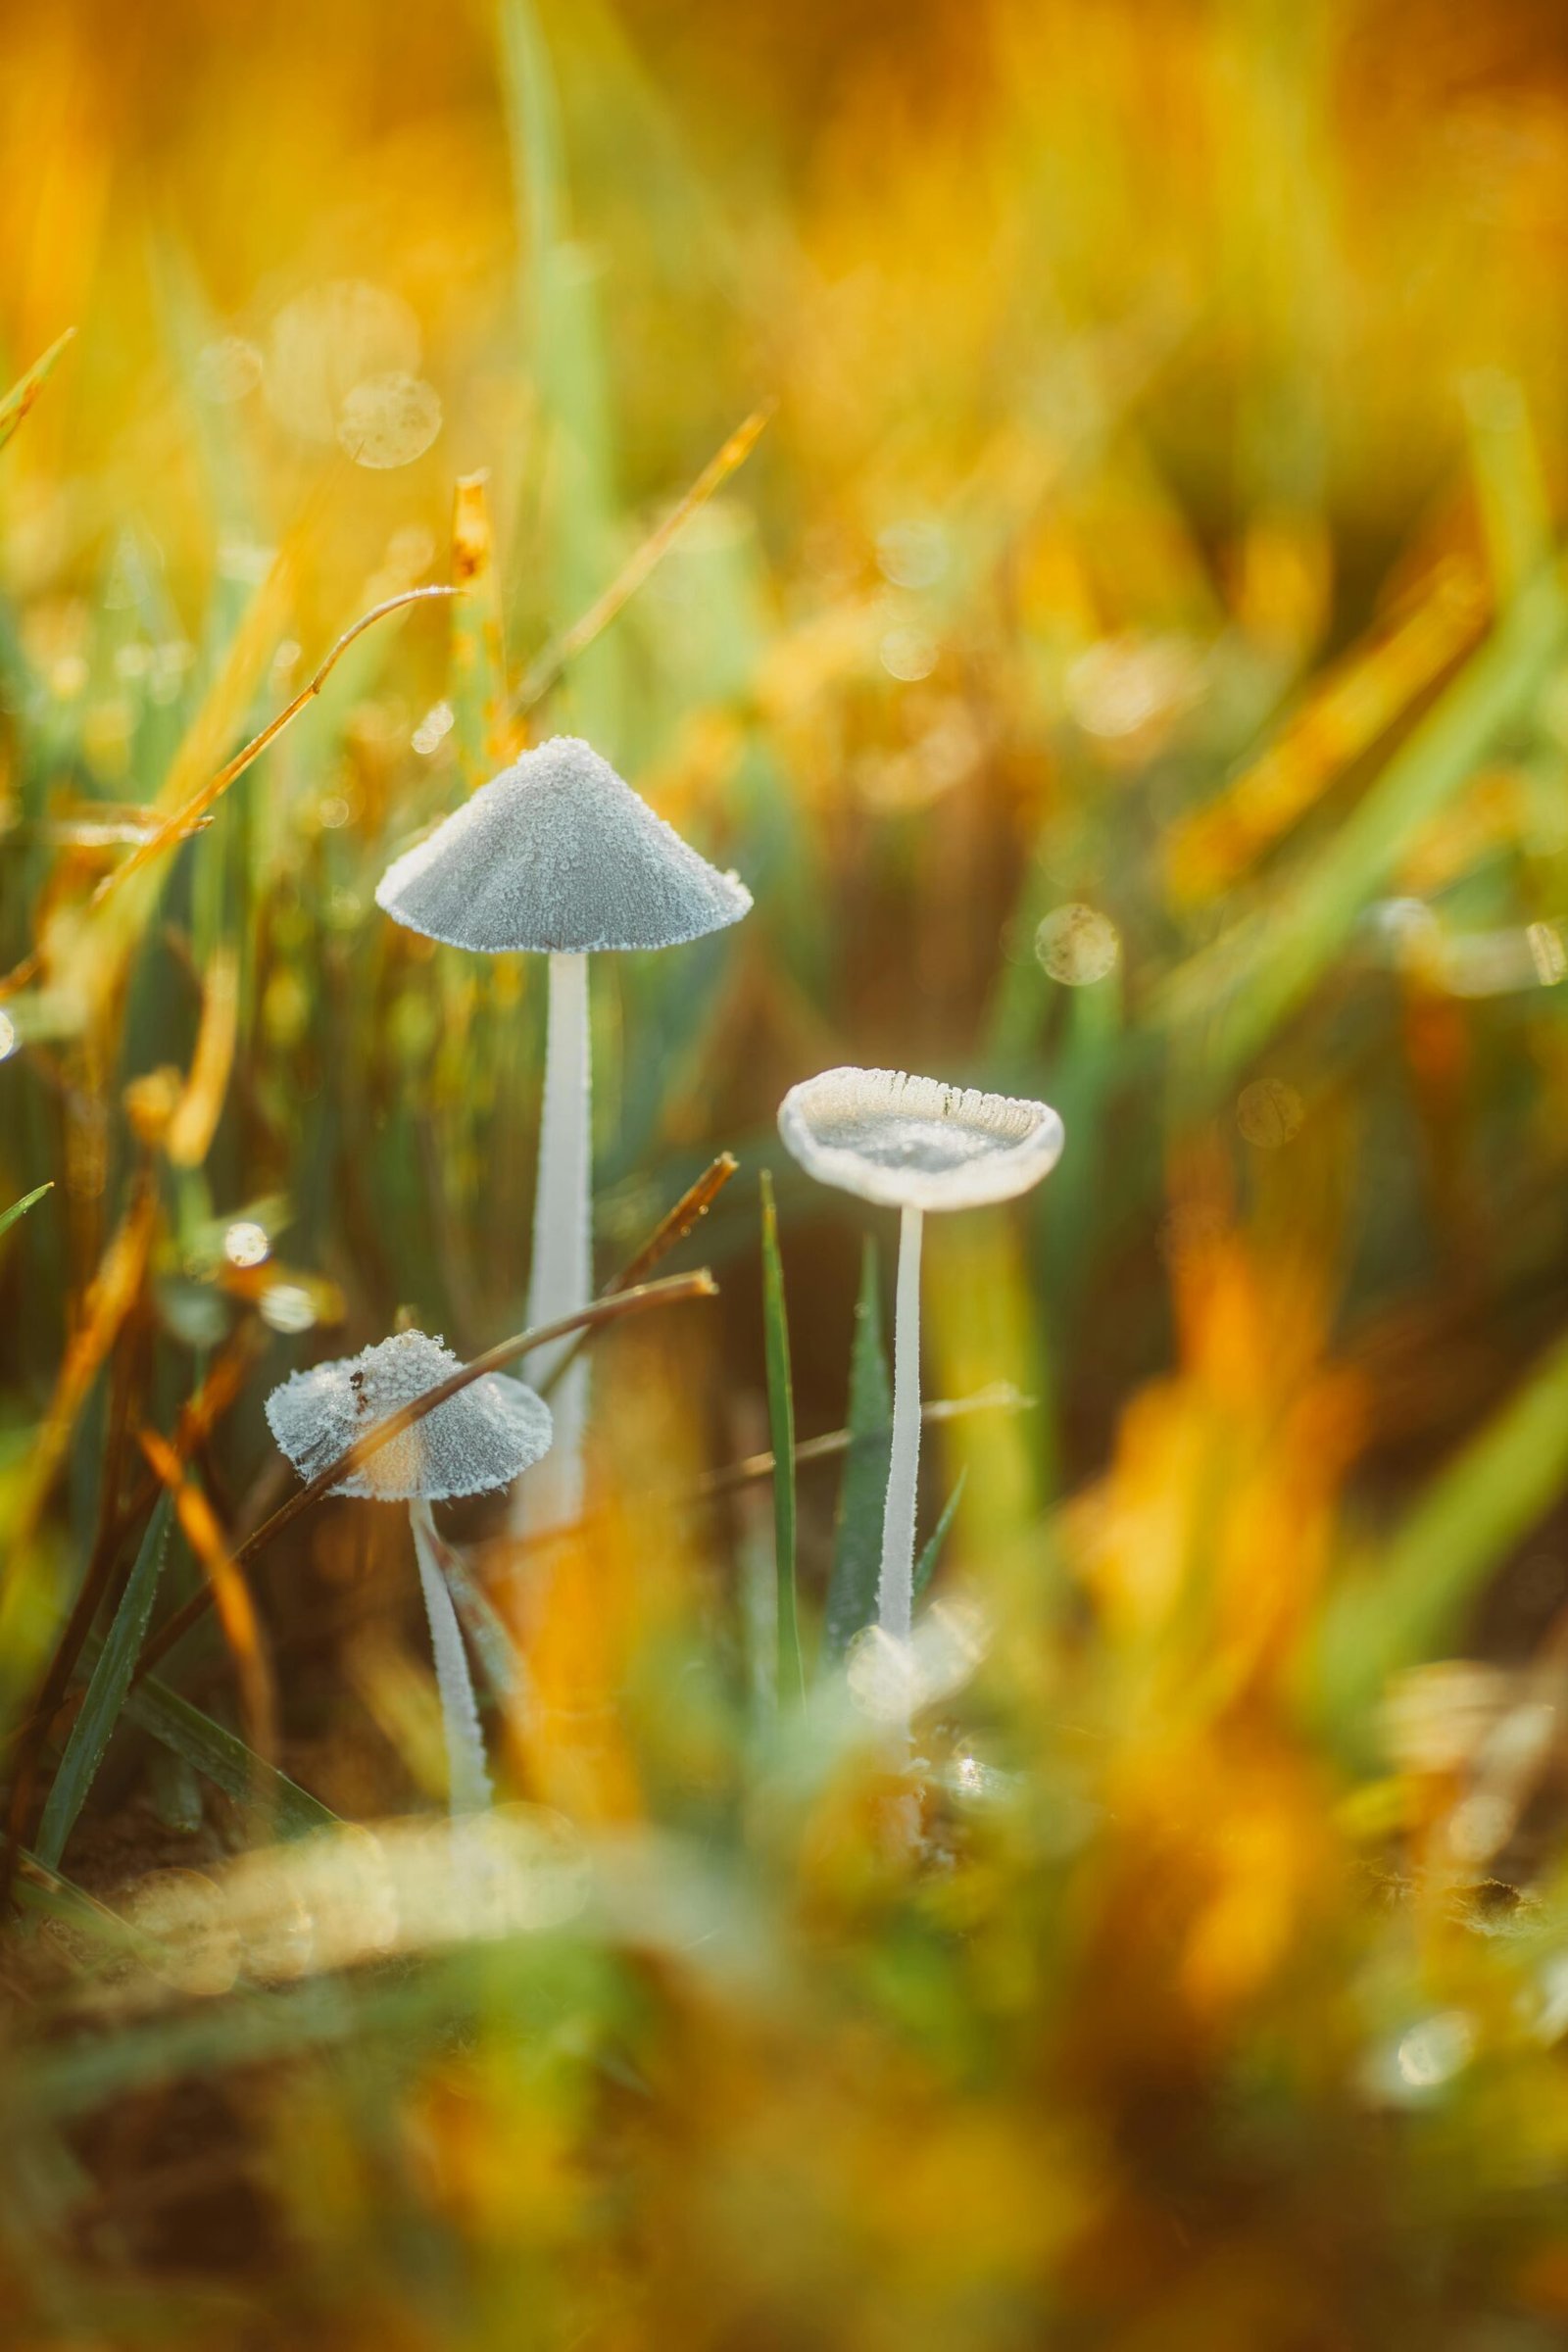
[265,1330,553,1502]
[777,1066,1064,1213]
[374,736,752,955]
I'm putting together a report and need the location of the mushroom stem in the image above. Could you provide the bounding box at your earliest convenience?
[878,1203,924,1647]
[514,949,592,1530]
[410,1499,493,1815]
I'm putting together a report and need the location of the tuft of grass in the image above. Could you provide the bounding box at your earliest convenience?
[32,1493,175,1870]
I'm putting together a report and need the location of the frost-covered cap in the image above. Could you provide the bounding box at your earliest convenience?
[777,1066,1064,1213]
[374,736,752,956]
[265,1330,553,1502]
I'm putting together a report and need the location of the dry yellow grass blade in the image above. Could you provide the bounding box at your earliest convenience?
[172,1323,268,1459]
[1167,561,1487,905]
[132,1268,719,1686]
[0,555,292,1008]
[96,554,299,903]
[0,583,457,1008]
[166,943,239,1169]
[605,1154,738,1294]
[514,401,774,715]
[0,326,75,458]
[450,470,513,777]
[137,1430,277,1767]
[3,1187,158,1567]
[94,583,459,913]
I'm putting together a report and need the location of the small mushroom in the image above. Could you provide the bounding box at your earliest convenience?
[376,737,750,1529]
[777,1068,1063,1664]
[266,1330,553,1810]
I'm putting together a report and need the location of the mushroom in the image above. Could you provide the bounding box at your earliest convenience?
[265,1329,552,1810]
[375,737,751,1528]
[777,1068,1063,1656]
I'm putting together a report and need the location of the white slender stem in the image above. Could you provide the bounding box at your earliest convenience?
[512,948,591,1532]
[410,1499,493,1815]
[878,1204,924,1646]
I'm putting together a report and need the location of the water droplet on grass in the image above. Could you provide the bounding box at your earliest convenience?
[195,336,263,405]
[1065,634,1204,739]
[1396,2010,1474,2090]
[877,518,949,589]
[1035,903,1120,985]
[223,1220,270,1269]
[337,371,442,469]
[879,624,939,683]
[413,700,455,755]
[267,280,420,444]
[1237,1078,1304,1149]
[261,1284,317,1335]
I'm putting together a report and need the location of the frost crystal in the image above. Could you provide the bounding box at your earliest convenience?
[265,1330,553,1501]
[777,1066,1064,1213]
[375,736,753,956]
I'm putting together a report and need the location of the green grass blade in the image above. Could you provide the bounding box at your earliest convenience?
[1163,565,1568,1082]
[1312,1321,1568,1744]
[32,1494,176,1871]
[499,0,623,743]
[759,1170,805,1706]
[0,327,74,459]
[1462,371,1552,601]
[10,1948,473,2122]
[12,1850,162,1961]
[912,1469,968,1606]
[122,1672,337,1839]
[823,1239,893,1661]
[0,1181,52,1244]
[444,1546,528,1710]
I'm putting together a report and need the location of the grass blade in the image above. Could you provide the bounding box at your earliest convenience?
[32,1494,175,1871]
[451,469,513,781]
[13,1848,161,1961]
[134,1269,718,1684]
[823,1239,893,1661]
[499,0,623,744]
[121,1672,336,1839]
[759,1171,805,1706]
[0,327,74,458]
[912,1470,968,1606]
[513,404,774,715]
[1162,564,1568,1081]
[0,1181,52,1244]
[1313,1321,1568,1743]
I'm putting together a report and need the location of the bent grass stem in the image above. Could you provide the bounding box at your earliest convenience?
[133,1269,716,1686]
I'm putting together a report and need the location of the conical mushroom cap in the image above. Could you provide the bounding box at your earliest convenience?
[778,1066,1064,1213]
[374,736,753,955]
[265,1330,553,1502]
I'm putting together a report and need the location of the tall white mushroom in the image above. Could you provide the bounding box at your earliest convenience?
[266,1329,553,1811]
[778,1068,1063,1655]
[375,737,751,1531]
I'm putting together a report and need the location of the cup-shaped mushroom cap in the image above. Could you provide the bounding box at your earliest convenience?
[374,736,752,956]
[778,1066,1065,1213]
[265,1331,553,1502]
